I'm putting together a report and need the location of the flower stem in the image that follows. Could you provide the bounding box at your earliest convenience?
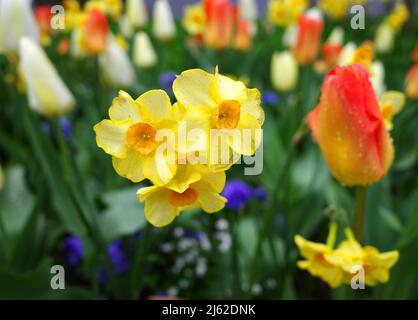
[353,186,368,242]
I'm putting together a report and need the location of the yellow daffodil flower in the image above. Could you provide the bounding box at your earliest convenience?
[172,67,264,167]
[182,3,206,36]
[327,229,399,286]
[268,0,308,27]
[138,165,227,227]
[319,0,350,20]
[296,225,399,288]
[379,91,406,130]
[386,2,409,31]
[295,237,344,288]
[94,90,181,185]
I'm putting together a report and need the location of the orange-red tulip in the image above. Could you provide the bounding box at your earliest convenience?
[234,20,251,51]
[308,64,394,186]
[405,64,418,100]
[293,8,324,65]
[204,0,233,50]
[83,8,109,54]
[322,43,342,67]
[35,5,52,34]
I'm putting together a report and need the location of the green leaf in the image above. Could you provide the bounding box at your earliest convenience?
[379,207,403,233]
[99,187,146,242]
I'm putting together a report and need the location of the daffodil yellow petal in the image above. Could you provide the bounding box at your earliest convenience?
[109,90,141,122]
[112,150,145,182]
[202,171,226,193]
[94,119,132,157]
[167,166,202,193]
[136,89,172,122]
[213,70,246,102]
[239,88,265,125]
[137,185,159,202]
[227,114,262,156]
[380,90,405,115]
[143,151,176,185]
[173,69,217,107]
[194,181,226,213]
[140,188,179,227]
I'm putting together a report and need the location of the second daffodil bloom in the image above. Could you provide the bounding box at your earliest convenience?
[127,0,148,29]
[19,37,75,118]
[94,90,179,186]
[295,226,399,288]
[99,36,136,88]
[173,67,264,162]
[138,165,227,227]
[326,229,399,287]
[293,8,324,65]
[308,64,394,186]
[0,0,39,54]
[271,51,298,92]
[152,0,176,41]
[133,32,158,68]
[405,64,418,100]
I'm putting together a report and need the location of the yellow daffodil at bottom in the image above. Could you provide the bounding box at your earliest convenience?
[295,224,399,288]
[138,165,227,227]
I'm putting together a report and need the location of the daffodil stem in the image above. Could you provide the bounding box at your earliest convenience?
[131,223,152,299]
[353,186,368,242]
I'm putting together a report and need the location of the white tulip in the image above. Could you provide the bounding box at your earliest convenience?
[119,14,134,38]
[133,32,158,68]
[127,0,148,29]
[99,36,136,88]
[326,27,344,45]
[371,61,386,98]
[337,42,357,66]
[282,24,298,49]
[271,51,299,92]
[0,0,39,53]
[152,0,176,41]
[238,0,258,22]
[19,37,75,117]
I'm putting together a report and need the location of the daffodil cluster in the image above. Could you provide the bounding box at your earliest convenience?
[295,224,399,288]
[94,68,264,227]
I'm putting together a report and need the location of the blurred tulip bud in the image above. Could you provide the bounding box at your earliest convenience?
[234,20,252,51]
[0,0,39,54]
[83,9,109,54]
[127,0,148,29]
[282,24,298,48]
[405,64,418,100]
[337,42,356,66]
[35,5,53,34]
[271,51,298,92]
[375,23,395,54]
[322,27,344,66]
[119,14,134,38]
[238,0,258,22]
[152,0,176,41]
[19,37,75,118]
[204,0,234,50]
[133,32,158,68]
[308,65,394,186]
[70,28,87,58]
[371,61,386,98]
[293,8,324,65]
[99,36,136,88]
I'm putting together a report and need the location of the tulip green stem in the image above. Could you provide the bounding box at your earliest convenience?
[353,186,368,242]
